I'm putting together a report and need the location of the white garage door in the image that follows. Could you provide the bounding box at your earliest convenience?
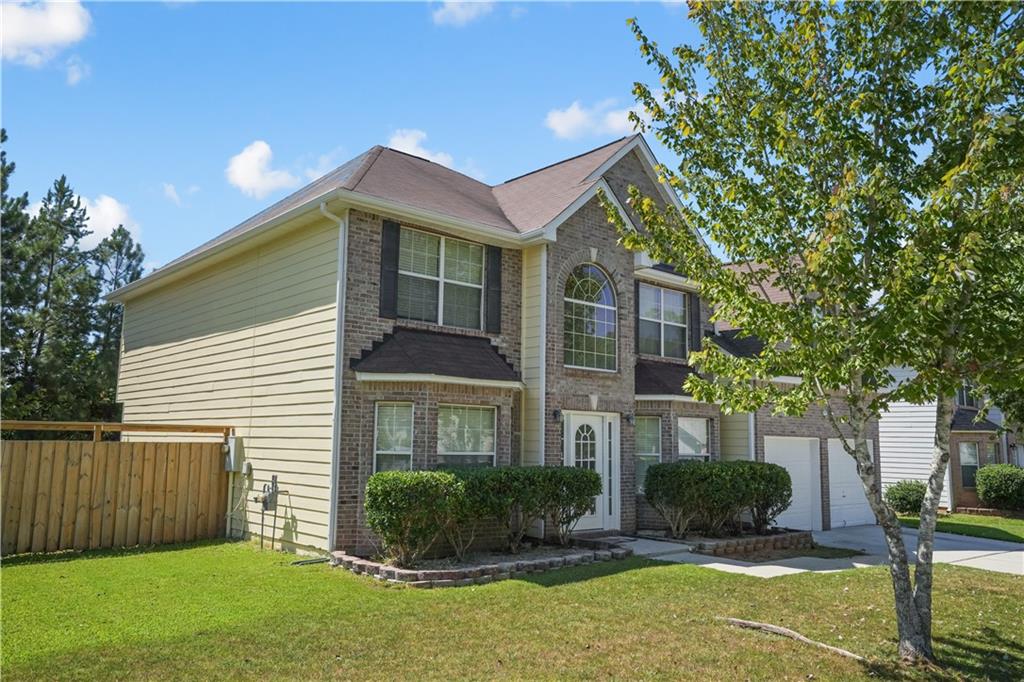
[764,436,822,531]
[828,439,876,528]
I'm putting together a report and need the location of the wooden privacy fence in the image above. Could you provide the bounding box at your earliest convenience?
[1,422,232,556]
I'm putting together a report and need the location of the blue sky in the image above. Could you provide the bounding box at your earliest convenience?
[3,2,700,269]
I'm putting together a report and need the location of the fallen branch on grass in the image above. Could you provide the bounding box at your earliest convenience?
[721,617,866,662]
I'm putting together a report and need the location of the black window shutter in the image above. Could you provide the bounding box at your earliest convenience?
[634,280,641,353]
[379,220,400,319]
[688,292,702,356]
[485,246,502,334]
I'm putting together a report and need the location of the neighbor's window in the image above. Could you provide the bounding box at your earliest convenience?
[959,442,979,488]
[564,263,617,370]
[956,383,979,409]
[678,417,710,461]
[635,416,662,492]
[374,403,414,472]
[638,283,687,359]
[397,227,484,329]
[437,405,496,467]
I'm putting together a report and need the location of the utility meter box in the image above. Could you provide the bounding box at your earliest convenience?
[224,436,243,472]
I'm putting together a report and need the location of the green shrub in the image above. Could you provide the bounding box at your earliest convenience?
[885,480,927,515]
[538,466,603,545]
[976,464,1024,510]
[364,470,456,567]
[644,461,703,538]
[731,460,793,534]
[472,466,547,553]
[692,461,755,536]
[438,467,503,561]
[645,460,793,537]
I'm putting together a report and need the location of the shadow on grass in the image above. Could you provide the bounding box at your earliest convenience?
[933,627,1024,681]
[1,538,241,567]
[514,556,663,587]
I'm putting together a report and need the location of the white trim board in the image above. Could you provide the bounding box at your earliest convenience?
[354,372,524,390]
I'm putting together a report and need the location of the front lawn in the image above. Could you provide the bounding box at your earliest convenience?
[901,513,1024,543]
[3,541,1022,681]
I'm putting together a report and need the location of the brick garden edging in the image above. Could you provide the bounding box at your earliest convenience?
[330,547,634,588]
[692,530,814,557]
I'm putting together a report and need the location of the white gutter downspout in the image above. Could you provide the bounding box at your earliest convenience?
[748,412,756,461]
[321,202,349,552]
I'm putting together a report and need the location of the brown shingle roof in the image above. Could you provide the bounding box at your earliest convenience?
[113,135,647,300]
[351,327,519,383]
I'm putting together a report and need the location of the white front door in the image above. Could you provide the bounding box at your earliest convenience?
[563,412,620,532]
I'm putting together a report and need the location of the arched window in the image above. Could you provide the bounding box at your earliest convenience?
[563,263,617,370]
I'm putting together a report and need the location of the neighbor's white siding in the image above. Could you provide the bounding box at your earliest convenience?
[519,244,546,465]
[117,219,340,552]
[878,401,950,508]
[720,412,751,461]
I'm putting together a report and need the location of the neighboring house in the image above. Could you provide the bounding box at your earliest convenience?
[111,135,877,554]
[879,371,1021,510]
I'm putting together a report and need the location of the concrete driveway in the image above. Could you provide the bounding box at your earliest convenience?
[813,525,1024,576]
[619,526,1022,579]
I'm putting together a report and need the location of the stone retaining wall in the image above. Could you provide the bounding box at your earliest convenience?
[693,530,813,557]
[955,507,1024,519]
[330,547,633,588]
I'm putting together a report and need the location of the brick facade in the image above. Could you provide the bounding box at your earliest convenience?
[332,151,880,552]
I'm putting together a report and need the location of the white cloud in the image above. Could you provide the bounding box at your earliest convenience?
[544,99,639,140]
[303,146,347,181]
[80,195,139,250]
[432,2,494,27]
[386,129,485,180]
[225,140,300,199]
[387,129,455,167]
[65,55,89,85]
[2,1,92,67]
[162,182,181,206]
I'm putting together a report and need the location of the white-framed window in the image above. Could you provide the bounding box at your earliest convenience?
[959,441,979,488]
[638,283,687,359]
[437,405,496,467]
[564,263,617,371]
[397,226,484,329]
[678,417,711,461]
[635,416,662,493]
[374,402,414,472]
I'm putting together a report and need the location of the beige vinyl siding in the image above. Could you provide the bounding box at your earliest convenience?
[519,244,546,465]
[720,412,751,461]
[117,219,340,552]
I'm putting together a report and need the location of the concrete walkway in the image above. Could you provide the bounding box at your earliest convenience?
[620,526,1023,579]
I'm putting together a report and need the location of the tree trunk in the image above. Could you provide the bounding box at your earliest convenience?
[912,391,954,648]
[841,402,934,663]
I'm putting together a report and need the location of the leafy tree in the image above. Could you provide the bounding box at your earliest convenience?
[611,1,1023,665]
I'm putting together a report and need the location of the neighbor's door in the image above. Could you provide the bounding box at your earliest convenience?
[564,412,618,531]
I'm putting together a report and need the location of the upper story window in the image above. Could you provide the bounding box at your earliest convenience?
[397,227,484,330]
[638,283,687,359]
[956,383,979,409]
[564,263,617,371]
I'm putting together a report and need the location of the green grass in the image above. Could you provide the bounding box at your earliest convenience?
[901,513,1024,543]
[3,541,1022,681]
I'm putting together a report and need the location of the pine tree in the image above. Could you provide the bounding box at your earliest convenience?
[91,225,145,419]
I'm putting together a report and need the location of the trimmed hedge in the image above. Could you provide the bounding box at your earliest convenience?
[643,460,792,537]
[364,465,604,564]
[885,480,926,515]
[364,470,457,567]
[977,464,1024,510]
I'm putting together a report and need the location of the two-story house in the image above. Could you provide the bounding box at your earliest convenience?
[111,135,878,554]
